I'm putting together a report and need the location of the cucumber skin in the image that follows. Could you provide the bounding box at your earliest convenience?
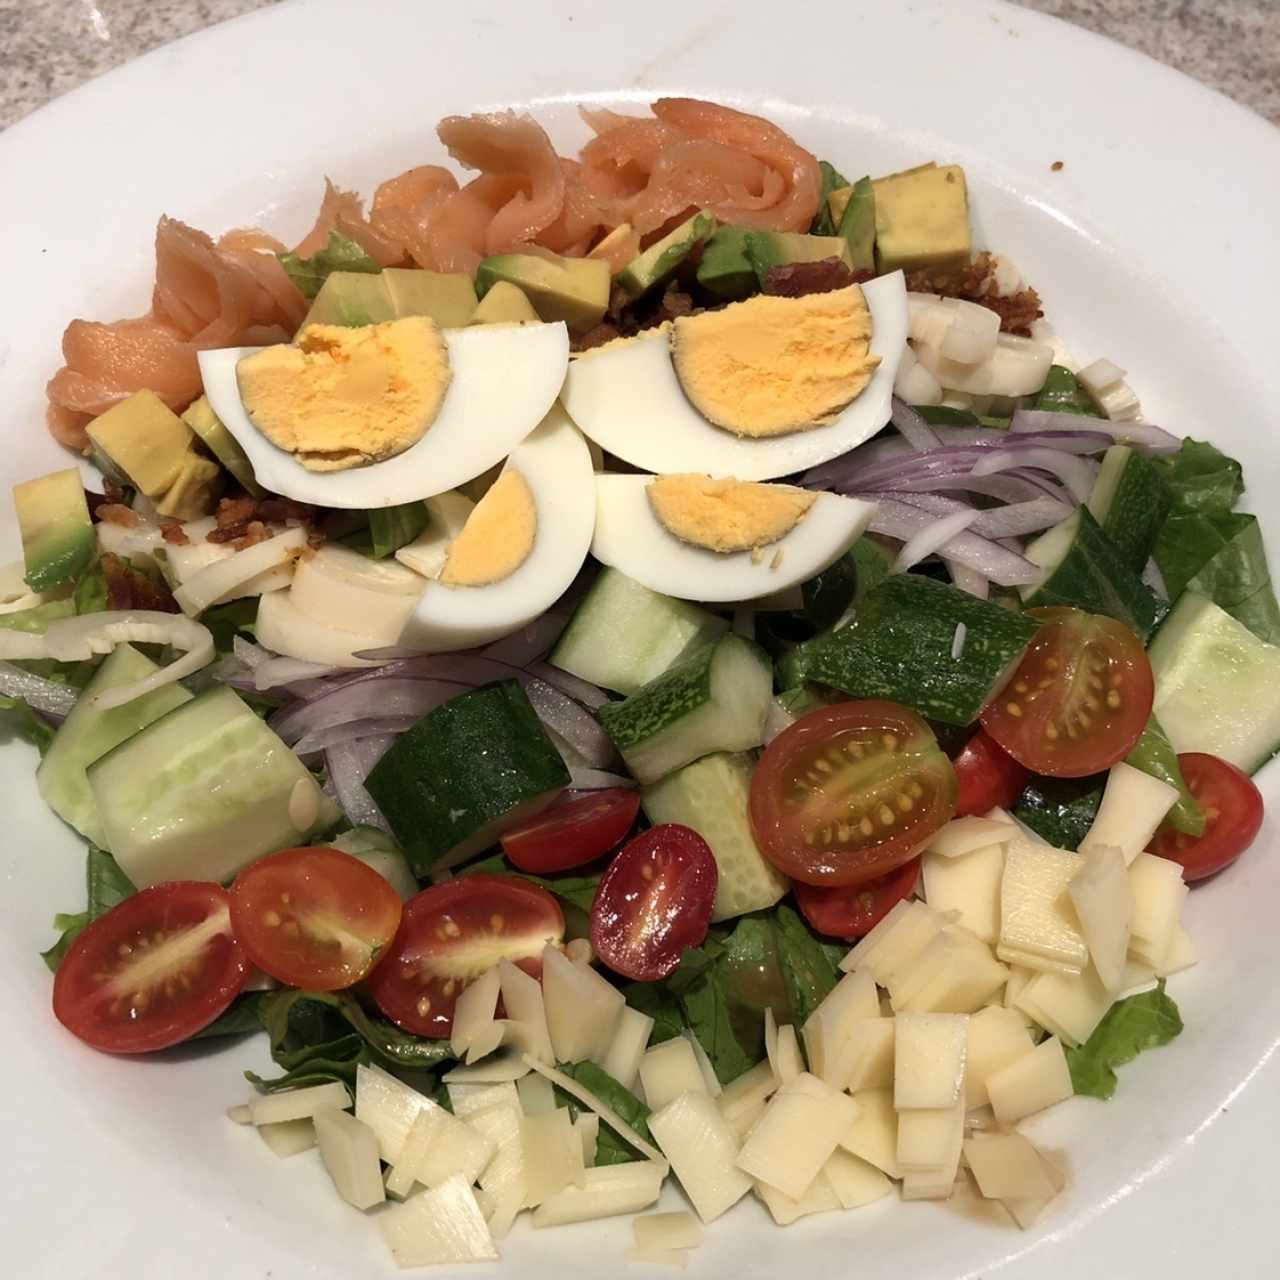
[365,680,570,876]
[597,640,723,752]
[783,574,1039,726]
[1090,447,1170,573]
[1025,506,1167,642]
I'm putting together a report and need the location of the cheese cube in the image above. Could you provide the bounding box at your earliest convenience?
[469,1103,525,1205]
[1068,844,1133,991]
[963,1133,1057,1201]
[1003,964,1035,1009]
[521,1108,585,1207]
[650,1091,752,1223]
[898,1102,964,1199]
[736,1073,859,1201]
[891,926,1009,1014]
[499,958,556,1065]
[922,844,1004,942]
[965,1006,1036,1108]
[838,1088,900,1178]
[998,839,1088,974]
[717,1060,778,1128]
[314,1108,385,1210]
[804,969,879,1079]
[517,1071,557,1115]
[354,1064,431,1164]
[897,1102,965,1173]
[1015,964,1114,1048]
[1156,924,1198,977]
[1080,762,1177,866]
[451,965,501,1059]
[986,1036,1073,1126]
[639,1038,708,1112]
[682,1031,722,1097]
[633,1211,704,1252]
[823,1149,893,1208]
[771,1024,804,1084]
[597,1006,654,1092]
[447,1081,520,1119]
[1127,853,1189,968]
[1001,1148,1067,1229]
[531,1161,665,1227]
[755,1172,843,1225]
[541,944,624,1063]
[379,1173,498,1267]
[839,1018,897,1091]
[894,1012,968,1109]
[925,815,1016,859]
[842,900,950,983]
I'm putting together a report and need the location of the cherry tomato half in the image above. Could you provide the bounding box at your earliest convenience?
[750,701,955,888]
[368,875,564,1037]
[590,824,718,981]
[230,847,404,991]
[980,608,1153,778]
[501,788,641,874]
[53,881,249,1054]
[794,858,921,942]
[1148,752,1264,881]
[952,729,1029,817]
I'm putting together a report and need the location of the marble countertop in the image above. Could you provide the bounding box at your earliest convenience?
[2,0,1277,131]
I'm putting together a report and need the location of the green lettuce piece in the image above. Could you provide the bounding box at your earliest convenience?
[810,161,850,236]
[41,847,136,970]
[559,1062,654,1166]
[1066,980,1183,1099]
[1154,438,1243,517]
[1124,715,1204,836]
[278,231,382,301]
[1034,365,1102,417]
[1013,773,1104,850]
[459,851,600,919]
[770,903,841,1027]
[368,502,429,560]
[0,694,56,757]
[201,598,259,655]
[0,597,75,635]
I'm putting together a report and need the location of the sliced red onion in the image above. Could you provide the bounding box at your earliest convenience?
[480,610,573,666]
[293,715,421,757]
[524,676,615,768]
[566,764,635,790]
[325,735,394,832]
[232,636,270,670]
[971,448,1097,503]
[0,661,78,718]
[1011,409,1180,455]
[764,698,798,744]
[252,654,343,692]
[890,397,942,452]
[869,491,1070,539]
[271,676,471,746]
[869,500,1041,586]
[944,558,990,599]
[526,661,610,711]
[893,509,980,572]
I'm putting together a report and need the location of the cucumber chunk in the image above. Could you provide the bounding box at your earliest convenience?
[328,827,419,899]
[551,567,728,696]
[365,680,570,874]
[598,634,772,785]
[88,685,335,886]
[643,751,788,921]
[1086,445,1170,573]
[37,643,192,847]
[1148,592,1280,773]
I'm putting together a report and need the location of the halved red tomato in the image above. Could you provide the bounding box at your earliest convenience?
[230,847,404,991]
[952,729,1029,816]
[501,788,641,873]
[750,701,955,888]
[53,881,249,1054]
[1149,752,1264,881]
[980,608,1153,778]
[590,824,718,981]
[793,858,921,942]
[367,875,564,1037]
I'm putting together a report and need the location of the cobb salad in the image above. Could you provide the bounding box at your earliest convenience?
[4,96,1275,1270]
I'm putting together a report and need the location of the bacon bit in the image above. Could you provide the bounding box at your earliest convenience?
[160,520,190,546]
[232,521,272,551]
[656,287,694,320]
[306,526,327,550]
[258,498,314,525]
[905,251,1044,336]
[215,495,259,529]
[761,258,863,297]
[575,322,625,352]
[101,553,180,613]
[96,503,142,528]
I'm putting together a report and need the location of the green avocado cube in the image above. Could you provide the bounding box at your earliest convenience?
[616,210,716,299]
[13,467,95,593]
[742,231,854,288]
[469,281,541,325]
[696,226,757,300]
[301,271,396,328]
[475,253,610,334]
[384,268,478,328]
[871,162,971,274]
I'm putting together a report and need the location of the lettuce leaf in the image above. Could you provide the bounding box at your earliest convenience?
[1155,438,1243,517]
[558,1062,654,1166]
[41,847,136,970]
[278,231,382,301]
[1034,365,1103,417]
[343,501,430,560]
[1066,980,1183,1100]
[1124,715,1204,836]
[0,597,75,634]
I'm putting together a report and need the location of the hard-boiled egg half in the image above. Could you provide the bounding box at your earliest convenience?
[591,473,877,603]
[197,315,569,508]
[560,273,907,480]
[396,404,595,652]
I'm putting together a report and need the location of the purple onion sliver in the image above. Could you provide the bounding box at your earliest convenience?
[971,448,1097,502]
[293,716,420,757]
[525,677,615,769]
[893,509,980,573]
[566,764,636,790]
[527,660,610,710]
[868,500,1041,586]
[890,396,942,452]
[271,677,471,745]
[1011,409,1181,455]
[945,558,991,600]
[325,737,394,833]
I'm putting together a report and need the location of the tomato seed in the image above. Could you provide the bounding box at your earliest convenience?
[1106,689,1121,709]
[1005,702,1022,717]
[860,818,874,836]
[878,804,895,826]
[490,914,505,932]
[263,910,281,927]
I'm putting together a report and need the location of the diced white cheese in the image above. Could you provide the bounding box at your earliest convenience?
[379,1173,498,1267]
[249,1080,351,1128]
[1067,844,1133,991]
[521,1107,586,1208]
[649,1090,753,1223]
[998,838,1088,973]
[541,944,625,1063]
[840,899,911,972]
[576,1113,600,1167]
[633,1210,704,1251]
[722,1095,768,1143]
[1157,924,1199,977]
[754,1172,843,1226]
[718,1060,779,1124]
[838,1088,900,1178]
[894,1012,968,1109]
[898,1102,964,1199]
[598,1006,655,1091]
[803,969,879,1079]
[963,1132,1057,1201]
[771,1023,804,1084]
[450,964,501,1060]
[640,1038,708,1112]
[922,844,1004,943]
[1001,1147,1067,1229]
[448,1080,520,1119]
[469,1102,526,1220]
[926,815,1015,859]
[681,1031,723,1098]
[839,1018,897,1091]
[533,1161,666,1227]
[483,1181,523,1242]
[890,925,1009,1014]
[1080,763,1177,865]
[857,901,953,987]
[823,1148,893,1208]
[517,1070,557,1115]
[964,1006,1036,1108]
[313,1107,385,1211]
[735,1073,859,1201]
[257,1118,316,1158]
[986,1036,1073,1126]
[897,1101,965,1173]
[442,1048,529,1084]
[1127,852,1189,968]
[386,1099,497,1197]
[1015,964,1114,1048]
[1003,964,1035,1009]
[498,957,555,1064]
[1117,959,1159,997]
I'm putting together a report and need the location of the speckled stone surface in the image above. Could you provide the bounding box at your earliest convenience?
[1,0,1276,129]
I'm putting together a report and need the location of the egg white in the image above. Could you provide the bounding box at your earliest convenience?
[197,321,570,509]
[560,272,908,480]
[399,404,595,652]
[590,474,878,603]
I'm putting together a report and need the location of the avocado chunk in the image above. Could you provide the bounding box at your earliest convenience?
[827,175,876,273]
[13,468,95,592]
[617,210,716,299]
[475,253,610,333]
[469,281,541,325]
[153,451,223,521]
[696,226,757,301]
[742,231,854,289]
[587,223,637,267]
[870,162,971,274]
[383,268,478,328]
[301,270,396,328]
[182,396,263,497]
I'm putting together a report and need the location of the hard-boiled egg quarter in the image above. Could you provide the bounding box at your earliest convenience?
[559,272,908,480]
[399,405,595,652]
[197,320,570,509]
[591,474,878,603]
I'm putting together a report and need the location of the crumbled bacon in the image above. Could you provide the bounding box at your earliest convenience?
[101,553,179,613]
[159,519,189,546]
[761,258,866,297]
[214,495,259,529]
[575,322,625,352]
[96,503,141,528]
[905,251,1045,336]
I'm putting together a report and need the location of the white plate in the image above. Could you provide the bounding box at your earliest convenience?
[2,1,1278,1275]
